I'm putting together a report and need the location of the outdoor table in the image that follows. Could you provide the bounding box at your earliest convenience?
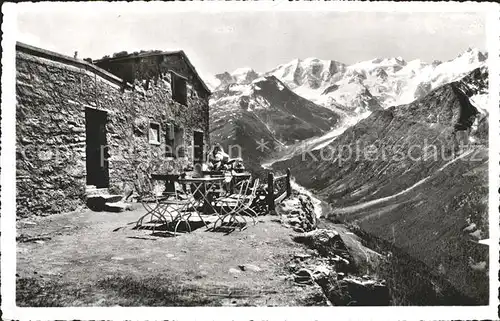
[178,176,227,218]
[150,173,181,197]
[232,172,251,179]
[148,173,252,232]
[202,171,224,177]
[135,173,195,234]
[199,171,251,194]
[145,174,226,232]
[151,173,180,181]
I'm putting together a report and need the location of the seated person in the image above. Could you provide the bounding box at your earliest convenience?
[208,144,242,171]
[233,159,245,172]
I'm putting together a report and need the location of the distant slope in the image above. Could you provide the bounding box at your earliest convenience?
[332,147,488,303]
[210,75,341,170]
[271,67,489,303]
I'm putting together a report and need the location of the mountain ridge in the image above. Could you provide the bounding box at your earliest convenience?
[208,48,487,172]
[207,47,487,114]
[210,73,342,170]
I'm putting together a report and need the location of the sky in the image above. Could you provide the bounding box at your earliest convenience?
[17,4,486,80]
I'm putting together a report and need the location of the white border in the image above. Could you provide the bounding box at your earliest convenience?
[2,2,499,320]
[1,2,18,320]
[486,4,500,315]
[8,1,500,13]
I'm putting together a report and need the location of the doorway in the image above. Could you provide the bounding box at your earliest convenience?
[85,108,109,188]
[193,131,204,167]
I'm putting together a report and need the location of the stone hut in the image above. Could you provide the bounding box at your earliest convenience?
[16,42,211,217]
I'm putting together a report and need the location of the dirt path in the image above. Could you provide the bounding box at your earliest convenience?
[16,206,327,306]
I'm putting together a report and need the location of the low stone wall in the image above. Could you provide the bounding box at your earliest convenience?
[276,193,318,232]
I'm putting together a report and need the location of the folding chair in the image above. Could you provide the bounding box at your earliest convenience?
[134,166,193,235]
[212,178,260,231]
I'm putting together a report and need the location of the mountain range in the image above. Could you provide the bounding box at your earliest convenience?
[208,48,486,110]
[208,48,488,169]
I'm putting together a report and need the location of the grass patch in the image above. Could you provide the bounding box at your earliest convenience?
[17,275,221,307]
[17,277,97,307]
[96,275,218,306]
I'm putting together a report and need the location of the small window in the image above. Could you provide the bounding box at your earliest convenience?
[166,123,175,157]
[165,123,185,158]
[174,127,185,157]
[171,72,187,106]
[149,122,160,145]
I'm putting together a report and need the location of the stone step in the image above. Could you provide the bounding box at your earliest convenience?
[103,194,123,203]
[86,188,111,196]
[86,194,124,211]
[87,194,123,203]
[104,201,133,213]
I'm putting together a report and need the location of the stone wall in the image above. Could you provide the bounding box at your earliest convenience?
[16,46,210,218]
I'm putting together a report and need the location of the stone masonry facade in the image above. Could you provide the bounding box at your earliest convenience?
[16,43,211,218]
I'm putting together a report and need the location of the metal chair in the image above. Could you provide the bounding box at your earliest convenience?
[212,178,260,231]
[134,166,193,235]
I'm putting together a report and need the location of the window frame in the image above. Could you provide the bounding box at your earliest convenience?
[170,71,188,106]
[165,122,186,158]
[193,130,205,165]
[165,122,175,157]
[174,126,185,158]
[148,121,161,145]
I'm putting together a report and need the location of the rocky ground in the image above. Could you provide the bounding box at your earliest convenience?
[16,190,387,307]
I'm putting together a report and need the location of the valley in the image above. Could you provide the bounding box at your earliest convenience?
[209,49,490,304]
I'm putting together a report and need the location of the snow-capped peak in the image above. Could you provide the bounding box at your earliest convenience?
[302,57,325,64]
[406,59,424,67]
[231,67,256,76]
[455,47,487,64]
[349,56,407,72]
[203,74,223,91]
[210,47,488,119]
[266,57,346,96]
[230,67,260,84]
